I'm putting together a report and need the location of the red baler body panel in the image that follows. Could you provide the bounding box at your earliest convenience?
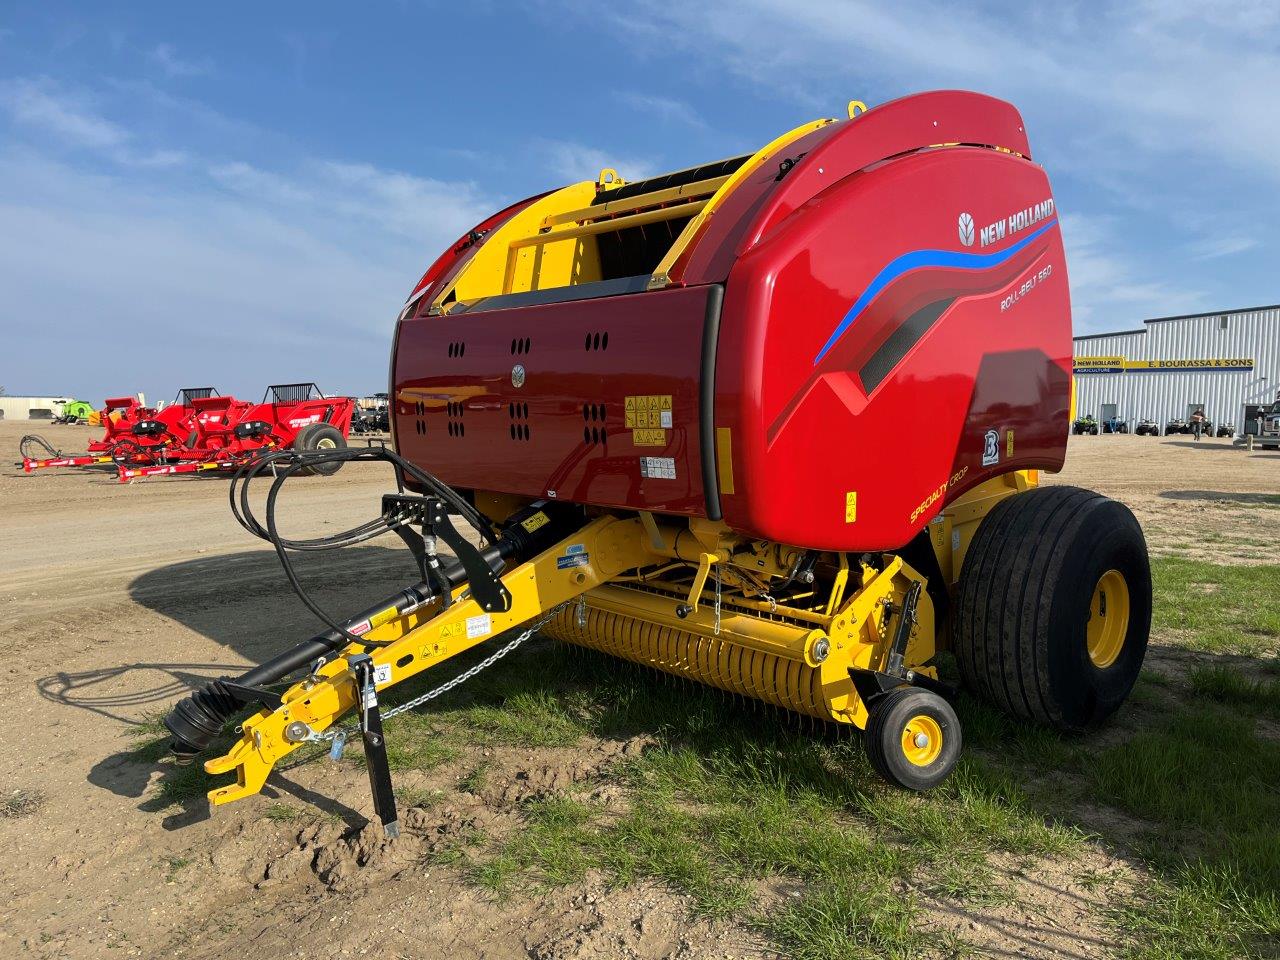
[394,286,712,515]
[717,146,1069,550]
[392,91,1071,551]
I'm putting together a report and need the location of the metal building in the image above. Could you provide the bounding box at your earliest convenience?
[0,395,75,421]
[1073,303,1280,433]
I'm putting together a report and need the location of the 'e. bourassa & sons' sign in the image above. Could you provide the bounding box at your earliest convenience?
[1073,356,1254,374]
[1123,358,1254,371]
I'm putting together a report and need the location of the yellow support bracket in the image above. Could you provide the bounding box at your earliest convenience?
[684,552,721,613]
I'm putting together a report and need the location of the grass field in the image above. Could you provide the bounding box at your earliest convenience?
[136,556,1280,959]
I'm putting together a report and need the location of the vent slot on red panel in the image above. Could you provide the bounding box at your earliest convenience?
[509,401,530,441]
[447,400,465,438]
[582,402,609,447]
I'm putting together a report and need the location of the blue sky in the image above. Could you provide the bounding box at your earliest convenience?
[1,1,1276,402]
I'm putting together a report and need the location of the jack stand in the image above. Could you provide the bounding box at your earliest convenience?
[349,653,399,839]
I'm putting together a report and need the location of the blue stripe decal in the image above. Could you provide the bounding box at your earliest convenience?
[812,217,1059,365]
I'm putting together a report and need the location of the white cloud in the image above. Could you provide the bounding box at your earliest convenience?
[1188,235,1258,261]
[0,76,127,149]
[0,81,496,401]
[317,160,491,241]
[148,42,213,78]
[0,77,196,172]
[584,0,1279,323]
[209,160,314,206]
[596,1,1280,183]
[1059,212,1206,331]
[618,92,708,130]
[533,138,660,185]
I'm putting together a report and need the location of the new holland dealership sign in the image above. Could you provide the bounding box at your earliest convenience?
[1073,356,1254,374]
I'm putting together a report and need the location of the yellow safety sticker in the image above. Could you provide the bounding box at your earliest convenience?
[624,394,673,429]
[521,511,550,533]
[715,427,735,495]
[369,605,399,630]
[1006,429,1015,458]
[440,621,466,641]
[632,428,667,447]
[845,491,858,523]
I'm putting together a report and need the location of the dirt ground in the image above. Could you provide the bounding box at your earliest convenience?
[0,421,1276,960]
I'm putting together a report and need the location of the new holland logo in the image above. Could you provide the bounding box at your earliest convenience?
[957,212,975,247]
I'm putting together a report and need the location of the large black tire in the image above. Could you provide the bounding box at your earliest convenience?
[293,423,346,476]
[864,687,962,791]
[953,486,1151,731]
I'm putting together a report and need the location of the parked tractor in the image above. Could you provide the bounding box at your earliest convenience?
[162,92,1152,836]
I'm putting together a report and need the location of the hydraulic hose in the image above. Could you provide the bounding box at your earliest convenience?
[227,446,498,651]
[19,435,62,460]
[165,464,583,759]
[165,560,476,759]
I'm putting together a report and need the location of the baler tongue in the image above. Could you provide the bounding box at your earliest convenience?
[165,447,654,833]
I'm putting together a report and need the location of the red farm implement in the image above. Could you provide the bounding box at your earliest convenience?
[19,388,225,472]
[117,383,354,482]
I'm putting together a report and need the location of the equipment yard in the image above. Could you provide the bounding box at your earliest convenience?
[2,420,1277,960]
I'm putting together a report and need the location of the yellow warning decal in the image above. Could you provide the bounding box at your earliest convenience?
[624,394,673,429]
[632,428,667,447]
[418,639,444,662]
[845,491,858,523]
[440,621,466,641]
[521,511,550,533]
[369,605,400,630]
[1006,430,1015,458]
[715,427,735,495]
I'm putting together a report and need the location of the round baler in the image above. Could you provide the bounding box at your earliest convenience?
[165,91,1151,831]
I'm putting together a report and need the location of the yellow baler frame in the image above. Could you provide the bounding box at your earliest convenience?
[202,472,1034,807]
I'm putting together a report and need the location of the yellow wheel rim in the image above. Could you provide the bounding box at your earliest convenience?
[901,714,943,767]
[317,437,337,450]
[1086,568,1130,668]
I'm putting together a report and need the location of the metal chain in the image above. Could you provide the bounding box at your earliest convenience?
[382,604,565,719]
[713,565,722,636]
[309,604,569,752]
